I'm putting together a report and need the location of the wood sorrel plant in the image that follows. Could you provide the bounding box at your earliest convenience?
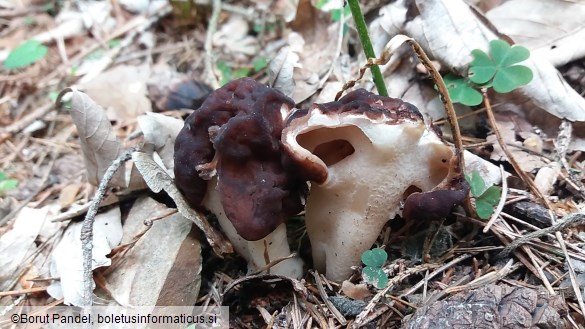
[445,39,533,106]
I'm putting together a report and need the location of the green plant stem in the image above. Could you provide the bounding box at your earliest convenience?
[347,0,388,96]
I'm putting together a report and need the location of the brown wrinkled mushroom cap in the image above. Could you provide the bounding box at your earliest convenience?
[174,78,306,241]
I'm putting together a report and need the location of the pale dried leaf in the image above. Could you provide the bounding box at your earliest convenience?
[375,1,409,40]
[293,17,339,102]
[464,150,504,187]
[213,16,258,57]
[119,0,167,14]
[341,281,372,300]
[0,206,55,291]
[404,0,585,122]
[315,81,344,103]
[269,33,303,98]
[486,0,585,67]
[104,197,201,306]
[137,113,184,171]
[131,151,233,255]
[81,65,152,123]
[68,88,125,187]
[32,1,115,43]
[534,162,561,196]
[46,207,122,306]
[485,119,546,172]
[58,183,82,210]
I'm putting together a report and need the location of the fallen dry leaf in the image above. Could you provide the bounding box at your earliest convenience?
[213,15,258,57]
[341,280,372,300]
[137,113,184,172]
[32,1,115,44]
[104,196,201,306]
[464,151,504,187]
[46,206,122,306]
[119,0,167,14]
[58,183,82,210]
[403,0,585,122]
[132,151,233,255]
[81,65,153,123]
[486,0,585,67]
[269,32,303,99]
[486,119,547,173]
[534,162,561,196]
[66,88,126,187]
[0,206,56,291]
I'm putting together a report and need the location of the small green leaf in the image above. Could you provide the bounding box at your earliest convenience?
[492,65,533,93]
[107,38,121,48]
[489,39,530,66]
[475,186,502,220]
[475,199,494,219]
[362,267,388,289]
[4,40,48,69]
[252,57,267,72]
[331,6,350,22]
[0,172,18,195]
[216,62,232,86]
[361,248,387,268]
[444,74,483,106]
[468,49,496,84]
[233,67,251,79]
[466,170,487,197]
[479,186,502,206]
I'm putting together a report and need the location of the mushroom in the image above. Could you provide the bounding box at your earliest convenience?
[174,78,306,278]
[282,89,468,281]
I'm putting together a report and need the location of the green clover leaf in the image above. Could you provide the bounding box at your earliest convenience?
[492,65,533,93]
[468,49,495,84]
[361,248,387,267]
[362,267,388,289]
[475,186,502,219]
[466,170,487,197]
[465,171,502,220]
[443,74,483,106]
[468,40,532,93]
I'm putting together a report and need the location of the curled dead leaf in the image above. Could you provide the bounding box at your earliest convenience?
[59,88,126,187]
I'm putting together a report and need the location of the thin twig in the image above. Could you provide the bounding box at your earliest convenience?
[482,89,549,207]
[406,39,465,170]
[81,146,138,310]
[0,286,48,297]
[310,271,347,326]
[443,259,520,294]
[354,263,440,327]
[483,165,508,232]
[204,0,221,89]
[0,102,53,145]
[399,254,472,297]
[497,212,585,258]
[248,253,300,277]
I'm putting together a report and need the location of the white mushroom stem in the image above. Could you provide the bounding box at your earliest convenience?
[202,178,303,279]
[284,108,454,281]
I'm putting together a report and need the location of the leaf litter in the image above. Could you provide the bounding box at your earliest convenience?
[1,0,585,327]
